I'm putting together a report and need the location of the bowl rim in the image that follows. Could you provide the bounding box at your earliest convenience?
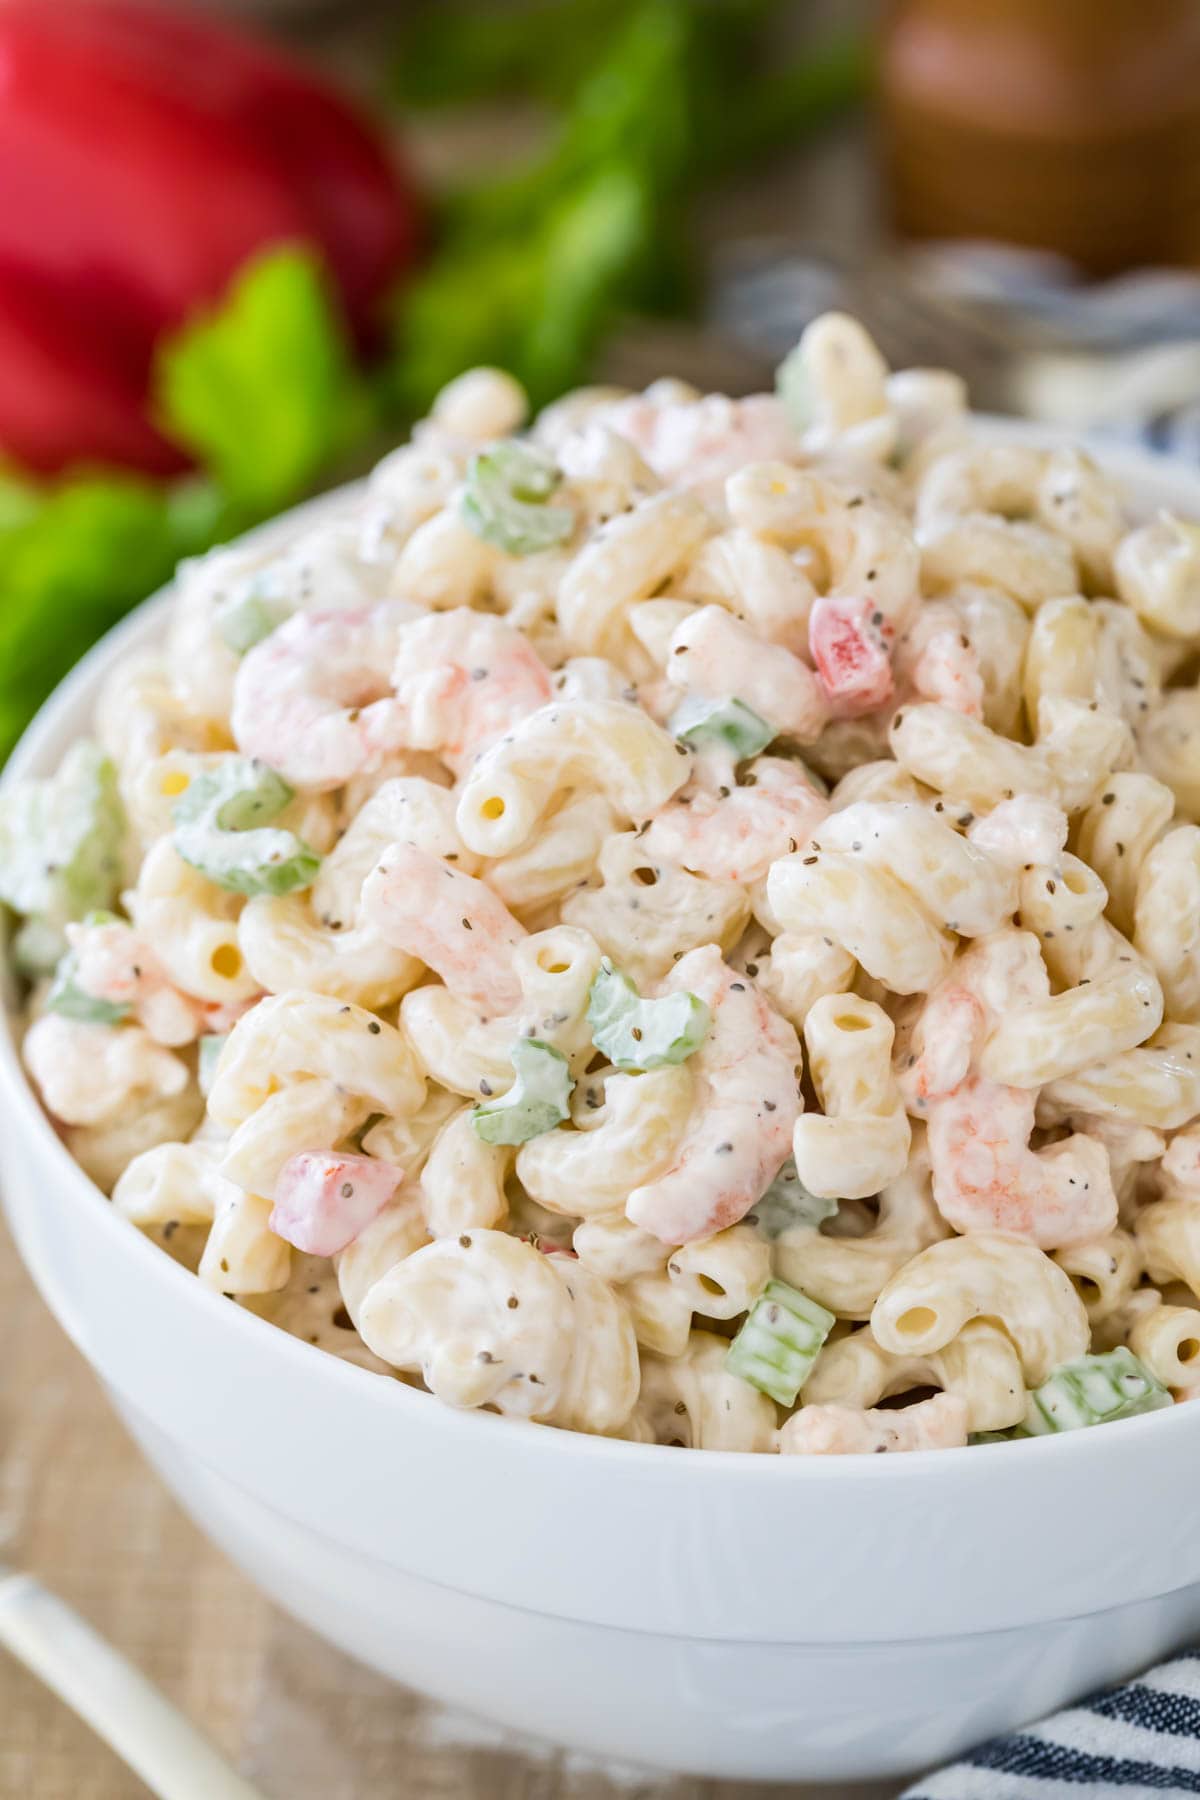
[6,418,1200,1480]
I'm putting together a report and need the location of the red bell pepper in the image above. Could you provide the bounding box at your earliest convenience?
[0,0,421,476]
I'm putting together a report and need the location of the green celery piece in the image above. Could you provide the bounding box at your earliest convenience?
[45,906,128,1023]
[197,1033,229,1098]
[969,1430,1025,1445]
[776,339,814,434]
[587,958,709,1071]
[0,742,125,974]
[460,441,575,556]
[1024,1347,1172,1436]
[44,952,129,1025]
[216,591,292,656]
[670,694,774,758]
[726,1279,835,1407]
[746,1159,838,1240]
[155,246,372,518]
[472,1038,574,1145]
[173,758,320,897]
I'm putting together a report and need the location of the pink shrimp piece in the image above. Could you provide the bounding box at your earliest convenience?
[360,843,526,1015]
[899,984,983,1106]
[666,606,829,744]
[67,917,206,1046]
[808,593,894,717]
[925,1074,1117,1248]
[643,757,829,885]
[232,604,416,790]
[592,392,799,490]
[271,1151,403,1256]
[392,610,552,775]
[626,945,801,1244]
[910,628,984,719]
[779,1394,969,1455]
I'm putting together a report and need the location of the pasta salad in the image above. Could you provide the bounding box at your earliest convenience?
[8,312,1200,1454]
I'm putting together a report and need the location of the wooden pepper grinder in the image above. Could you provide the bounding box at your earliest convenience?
[879,0,1200,273]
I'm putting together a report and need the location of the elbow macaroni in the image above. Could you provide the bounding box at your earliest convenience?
[19,312,1200,1451]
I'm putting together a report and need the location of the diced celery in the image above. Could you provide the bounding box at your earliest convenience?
[1024,1347,1172,1436]
[45,911,134,1023]
[472,1038,574,1145]
[173,757,320,896]
[725,1278,835,1407]
[775,340,814,433]
[586,958,709,1072]
[216,591,291,655]
[45,951,128,1024]
[669,694,774,759]
[460,441,575,556]
[197,1033,229,1097]
[0,741,125,973]
[746,1159,838,1239]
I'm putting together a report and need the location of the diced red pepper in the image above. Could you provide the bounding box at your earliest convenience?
[808,592,895,716]
[271,1150,402,1258]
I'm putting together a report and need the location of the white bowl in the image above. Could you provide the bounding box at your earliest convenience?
[6,429,1200,1786]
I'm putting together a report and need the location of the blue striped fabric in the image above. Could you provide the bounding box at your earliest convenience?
[903,1652,1200,1799]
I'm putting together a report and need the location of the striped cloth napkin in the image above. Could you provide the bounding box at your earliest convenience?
[901,1650,1200,1798]
[712,241,1200,459]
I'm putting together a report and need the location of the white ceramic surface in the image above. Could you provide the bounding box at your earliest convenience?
[5,427,1200,1784]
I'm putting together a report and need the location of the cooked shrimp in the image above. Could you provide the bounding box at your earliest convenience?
[232,603,419,790]
[391,609,552,775]
[899,983,983,1106]
[591,390,799,491]
[626,945,802,1244]
[360,844,526,1015]
[643,757,829,885]
[925,1074,1116,1248]
[905,936,1119,1248]
[65,916,244,1046]
[778,1394,968,1455]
